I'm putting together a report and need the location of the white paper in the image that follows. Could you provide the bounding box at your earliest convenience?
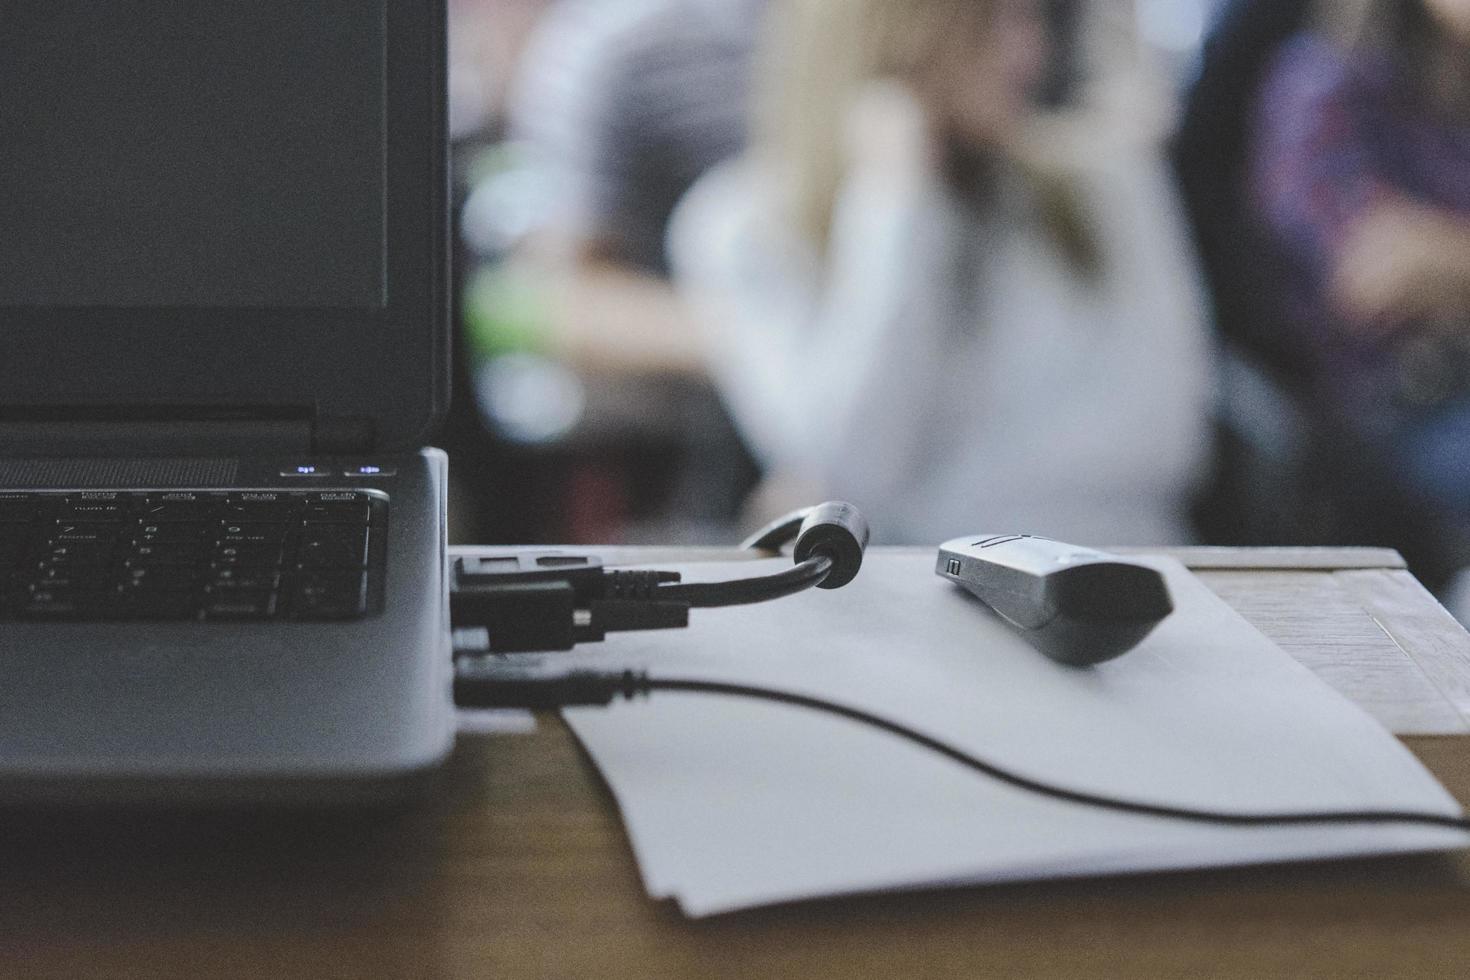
[561,554,1469,917]
[456,709,537,736]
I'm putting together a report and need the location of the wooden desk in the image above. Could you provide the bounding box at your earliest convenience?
[5,548,1470,979]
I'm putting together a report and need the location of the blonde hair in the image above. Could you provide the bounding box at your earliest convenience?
[751,0,1097,271]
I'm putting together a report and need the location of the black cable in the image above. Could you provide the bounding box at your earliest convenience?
[657,555,834,608]
[449,500,867,652]
[739,507,812,552]
[454,669,1470,833]
[648,678,1470,831]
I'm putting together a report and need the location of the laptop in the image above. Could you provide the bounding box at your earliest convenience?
[0,1,455,802]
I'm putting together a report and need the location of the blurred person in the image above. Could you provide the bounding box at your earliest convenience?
[668,0,1214,545]
[506,0,766,374]
[492,0,769,535]
[1250,0,1470,521]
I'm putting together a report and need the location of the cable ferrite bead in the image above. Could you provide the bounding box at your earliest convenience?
[793,501,870,589]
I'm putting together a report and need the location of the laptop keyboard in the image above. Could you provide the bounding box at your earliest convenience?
[0,491,385,622]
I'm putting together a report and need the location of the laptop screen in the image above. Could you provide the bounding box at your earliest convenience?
[0,0,387,310]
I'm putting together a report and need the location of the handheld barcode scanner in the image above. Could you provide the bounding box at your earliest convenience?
[936,535,1174,666]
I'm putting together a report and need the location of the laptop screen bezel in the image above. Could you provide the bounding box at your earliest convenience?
[0,0,448,453]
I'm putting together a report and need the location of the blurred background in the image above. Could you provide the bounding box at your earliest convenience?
[441,0,1470,618]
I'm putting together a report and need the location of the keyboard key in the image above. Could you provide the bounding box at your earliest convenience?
[208,569,282,592]
[136,494,225,522]
[129,543,210,566]
[123,566,202,592]
[293,573,368,619]
[211,544,286,569]
[219,524,289,546]
[134,522,216,545]
[302,493,371,524]
[0,494,41,523]
[297,527,370,568]
[204,591,279,620]
[38,542,115,566]
[223,493,303,523]
[48,523,121,545]
[20,590,119,620]
[58,494,133,522]
[34,567,119,592]
[0,535,33,568]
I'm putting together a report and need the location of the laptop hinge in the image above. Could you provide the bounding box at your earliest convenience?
[0,415,375,457]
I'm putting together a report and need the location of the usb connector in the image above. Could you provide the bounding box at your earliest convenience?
[450,505,869,654]
[450,551,689,654]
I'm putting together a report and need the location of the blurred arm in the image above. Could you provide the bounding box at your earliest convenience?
[512,236,708,377]
[1331,198,1470,326]
[504,3,709,379]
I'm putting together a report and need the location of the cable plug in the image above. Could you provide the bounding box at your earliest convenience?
[453,660,651,710]
[450,551,689,654]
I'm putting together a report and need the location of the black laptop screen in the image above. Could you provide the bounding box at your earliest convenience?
[0,0,387,310]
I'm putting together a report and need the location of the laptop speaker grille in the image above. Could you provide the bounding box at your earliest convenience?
[0,458,240,489]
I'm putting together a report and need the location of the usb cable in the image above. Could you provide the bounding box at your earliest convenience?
[450,502,868,654]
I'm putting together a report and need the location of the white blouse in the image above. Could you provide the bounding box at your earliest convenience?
[668,139,1215,546]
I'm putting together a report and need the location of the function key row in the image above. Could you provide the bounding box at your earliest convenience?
[0,491,375,526]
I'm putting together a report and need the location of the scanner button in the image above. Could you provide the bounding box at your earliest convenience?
[280,464,328,478]
[343,464,396,478]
